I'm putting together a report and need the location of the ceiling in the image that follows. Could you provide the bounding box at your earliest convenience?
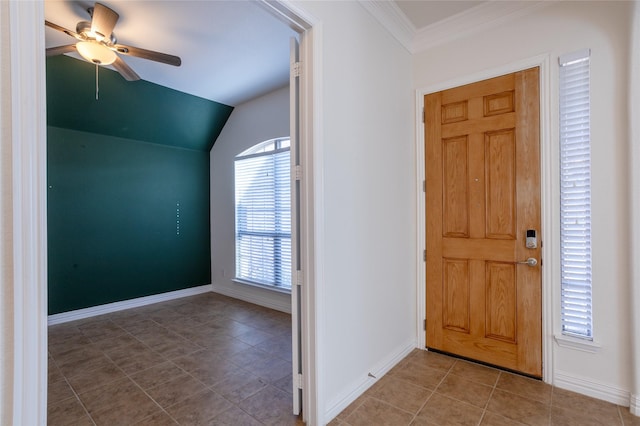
[394,1,485,29]
[44,1,484,107]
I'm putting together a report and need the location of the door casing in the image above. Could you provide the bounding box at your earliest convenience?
[414,54,554,383]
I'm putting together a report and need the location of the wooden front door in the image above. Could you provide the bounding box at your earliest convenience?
[424,68,542,377]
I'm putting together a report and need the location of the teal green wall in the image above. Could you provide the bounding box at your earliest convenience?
[47,56,231,315]
[47,55,233,151]
[48,128,212,314]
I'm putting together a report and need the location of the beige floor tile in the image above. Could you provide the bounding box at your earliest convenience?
[147,337,203,359]
[230,346,273,370]
[368,375,433,414]
[255,334,293,360]
[551,387,621,424]
[619,407,640,426]
[412,393,484,426]
[405,349,457,372]
[114,348,168,374]
[210,369,270,404]
[120,319,166,336]
[129,361,186,390]
[146,373,207,408]
[450,359,501,387]
[47,396,93,426]
[486,389,550,426]
[91,333,140,351]
[343,396,414,426]
[48,378,76,405]
[480,411,527,426]
[207,337,254,359]
[60,353,119,381]
[182,327,235,348]
[133,410,179,425]
[102,339,153,364]
[550,405,622,426]
[164,389,234,425]
[66,360,126,394]
[40,292,605,426]
[78,377,161,426]
[389,358,448,390]
[336,393,368,422]
[54,345,110,375]
[435,373,494,408]
[171,348,226,372]
[48,329,92,354]
[235,327,274,346]
[218,318,256,337]
[172,352,238,386]
[48,359,65,384]
[497,372,552,405]
[78,320,129,342]
[238,385,297,426]
[273,373,294,395]
[244,354,292,383]
[208,405,263,426]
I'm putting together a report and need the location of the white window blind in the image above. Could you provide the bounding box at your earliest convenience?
[559,49,593,339]
[235,140,291,290]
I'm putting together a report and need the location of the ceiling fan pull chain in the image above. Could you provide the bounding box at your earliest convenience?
[95,63,99,100]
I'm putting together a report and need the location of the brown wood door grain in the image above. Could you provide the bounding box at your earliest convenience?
[425,68,542,377]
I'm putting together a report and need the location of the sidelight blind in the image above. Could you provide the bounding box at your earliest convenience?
[235,140,291,290]
[559,49,592,339]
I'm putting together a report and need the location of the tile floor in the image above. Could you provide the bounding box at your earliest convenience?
[48,292,640,426]
[331,349,640,426]
[48,292,303,425]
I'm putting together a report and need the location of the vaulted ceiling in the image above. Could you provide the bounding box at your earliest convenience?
[44,1,492,107]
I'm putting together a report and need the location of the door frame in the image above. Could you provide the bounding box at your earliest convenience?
[7,1,324,425]
[415,54,554,383]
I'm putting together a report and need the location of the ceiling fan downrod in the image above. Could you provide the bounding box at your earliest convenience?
[95,62,99,100]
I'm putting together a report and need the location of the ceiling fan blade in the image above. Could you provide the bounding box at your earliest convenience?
[90,3,119,40]
[114,44,182,67]
[46,45,77,57]
[45,20,82,40]
[112,56,140,81]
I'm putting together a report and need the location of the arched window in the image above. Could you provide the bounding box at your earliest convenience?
[234,137,291,290]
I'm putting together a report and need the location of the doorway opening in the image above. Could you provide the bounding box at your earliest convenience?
[8,0,318,424]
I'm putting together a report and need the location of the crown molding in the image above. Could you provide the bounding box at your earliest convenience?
[359,0,415,52]
[413,1,550,53]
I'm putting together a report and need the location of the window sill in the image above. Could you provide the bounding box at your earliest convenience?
[232,278,292,295]
[554,334,601,353]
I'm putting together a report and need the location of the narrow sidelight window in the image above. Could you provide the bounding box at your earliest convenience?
[559,49,593,339]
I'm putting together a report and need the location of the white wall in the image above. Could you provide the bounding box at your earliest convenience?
[2,2,48,424]
[629,1,640,416]
[210,86,292,313]
[291,1,416,422]
[0,2,14,422]
[414,1,635,406]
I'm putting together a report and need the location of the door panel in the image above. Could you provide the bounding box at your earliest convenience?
[425,68,542,377]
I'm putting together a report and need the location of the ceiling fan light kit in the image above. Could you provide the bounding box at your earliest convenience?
[76,40,116,65]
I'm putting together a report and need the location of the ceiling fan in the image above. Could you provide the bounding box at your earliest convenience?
[45,2,181,81]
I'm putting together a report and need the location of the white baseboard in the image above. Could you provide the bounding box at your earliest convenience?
[212,281,291,313]
[47,285,213,325]
[325,340,417,422]
[631,393,640,416]
[554,369,630,407]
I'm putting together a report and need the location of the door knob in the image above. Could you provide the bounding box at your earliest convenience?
[516,258,538,266]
